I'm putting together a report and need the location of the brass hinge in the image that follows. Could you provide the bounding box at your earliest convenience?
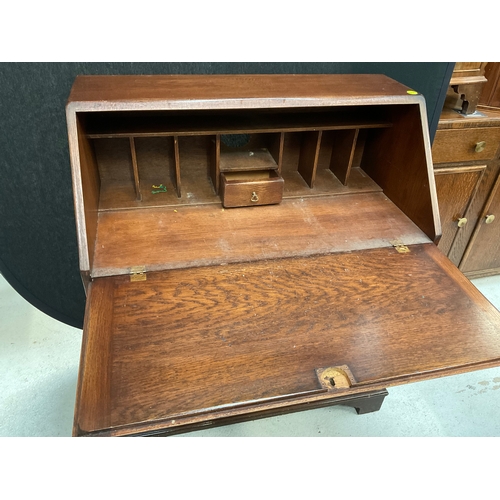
[390,239,410,254]
[130,265,147,282]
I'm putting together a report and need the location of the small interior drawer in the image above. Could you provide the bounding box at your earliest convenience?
[220,170,284,208]
[432,127,500,164]
[219,148,278,172]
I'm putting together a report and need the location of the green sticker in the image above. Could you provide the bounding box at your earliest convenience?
[151,183,167,194]
[407,90,419,95]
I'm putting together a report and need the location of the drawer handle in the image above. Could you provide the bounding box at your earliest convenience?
[457,217,468,228]
[485,214,496,224]
[475,141,486,153]
[251,192,259,203]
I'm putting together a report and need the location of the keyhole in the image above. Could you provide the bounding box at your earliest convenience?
[329,377,336,387]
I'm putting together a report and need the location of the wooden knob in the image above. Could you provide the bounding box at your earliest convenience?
[475,141,486,153]
[457,217,468,228]
[251,192,259,203]
[485,214,495,224]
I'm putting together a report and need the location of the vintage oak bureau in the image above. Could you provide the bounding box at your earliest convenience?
[66,75,500,436]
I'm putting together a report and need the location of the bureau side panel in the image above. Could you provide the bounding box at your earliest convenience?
[362,101,441,242]
[67,110,100,272]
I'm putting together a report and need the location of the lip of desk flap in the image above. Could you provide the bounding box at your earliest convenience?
[75,243,500,436]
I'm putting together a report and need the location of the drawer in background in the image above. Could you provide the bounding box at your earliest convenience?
[432,127,500,164]
[220,170,284,208]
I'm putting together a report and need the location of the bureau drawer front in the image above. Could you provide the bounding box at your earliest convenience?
[221,171,284,208]
[433,127,500,164]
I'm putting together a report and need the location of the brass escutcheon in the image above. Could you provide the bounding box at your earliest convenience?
[251,192,259,203]
[316,365,357,390]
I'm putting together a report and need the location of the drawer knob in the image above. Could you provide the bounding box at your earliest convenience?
[485,214,496,224]
[251,192,259,203]
[457,217,468,228]
[475,141,486,153]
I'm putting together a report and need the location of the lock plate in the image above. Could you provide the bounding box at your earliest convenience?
[316,365,357,391]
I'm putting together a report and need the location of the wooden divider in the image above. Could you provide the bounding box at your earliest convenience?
[129,137,142,201]
[173,136,181,198]
[267,132,285,174]
[209,135,221,194]
[329,129,360,185]
[298,131,322,188]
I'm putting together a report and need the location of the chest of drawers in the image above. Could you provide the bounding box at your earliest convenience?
[433,107,500,277]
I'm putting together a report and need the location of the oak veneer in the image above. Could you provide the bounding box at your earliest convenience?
[480,63,500,109]
[91,192,430,278]
[75,244,500,436]
[220,170,284,208]
[329,129,359,185]
[434,166,485,257]
[67,74,419,111]
[66,74,500,437]
[432,127,500,164]
[433,106,500,274]
[460,174,500,274]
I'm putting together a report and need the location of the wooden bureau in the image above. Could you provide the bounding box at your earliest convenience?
[66,74,500,436]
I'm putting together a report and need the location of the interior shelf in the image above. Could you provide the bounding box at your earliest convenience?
[82,108,393,138]
[94,126,381,211]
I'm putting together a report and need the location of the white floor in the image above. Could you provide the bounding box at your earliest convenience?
[1,272,500,437]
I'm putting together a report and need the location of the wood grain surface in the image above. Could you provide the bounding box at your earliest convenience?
[220,171,284,208]
[480,63,500,109]
[75,244,500,436]
[68,115,101,272]
[434,166,485,260]
[433,106,500,272]
[67,74,417,111]
[297,131,322,187]
[438,106,500,129]
[432,127,500,164]
[91,192,431,277]
[329,129,359,185]
[361,103,440,242]
[460,173,500,273]
[219,148,278,172]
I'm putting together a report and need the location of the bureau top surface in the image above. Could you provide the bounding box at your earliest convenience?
[67,74,420,111]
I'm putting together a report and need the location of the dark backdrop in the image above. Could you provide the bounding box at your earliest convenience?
[0,63,454,328]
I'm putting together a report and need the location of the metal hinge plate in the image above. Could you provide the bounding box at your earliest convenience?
[390,239,410,254]
[130,265,147,282]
